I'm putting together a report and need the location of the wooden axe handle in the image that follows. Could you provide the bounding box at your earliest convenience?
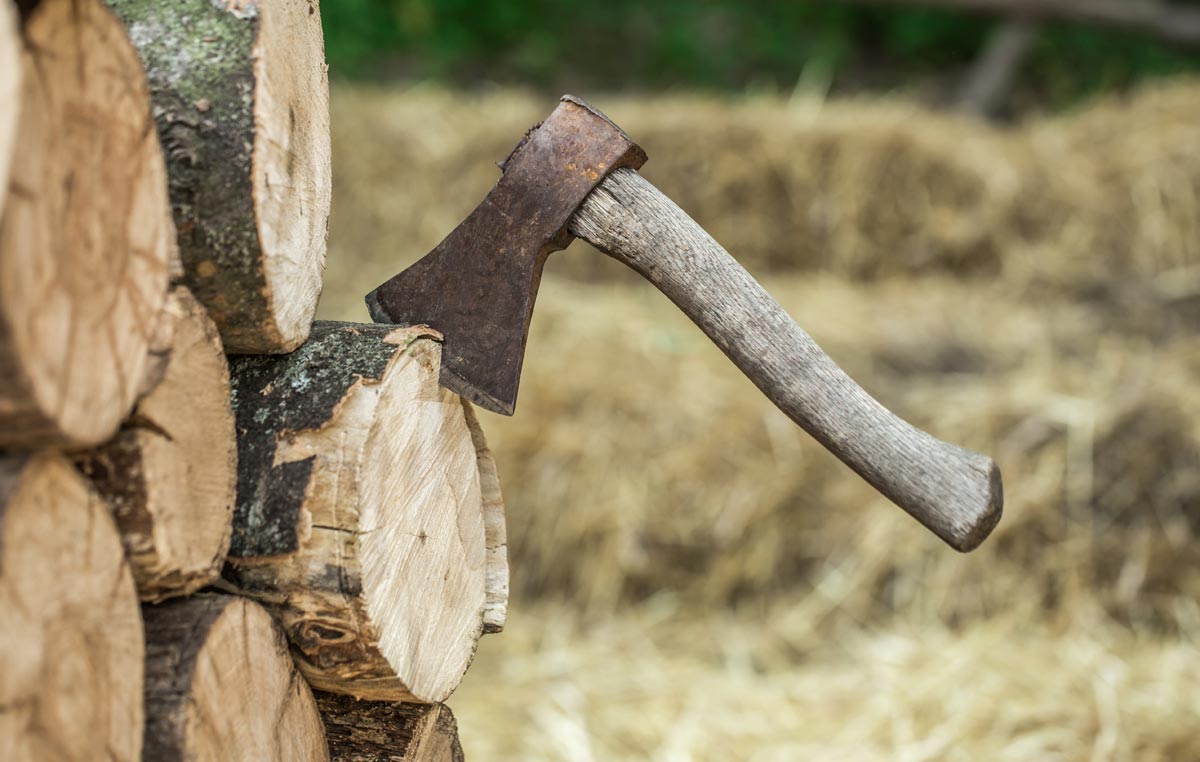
[569,168,1002,551]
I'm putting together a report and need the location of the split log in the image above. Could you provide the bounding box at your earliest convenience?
[463,400,509,634]
[143,594,328,762]
[107,0,332,353]
[0,0,176,448]
[316,693,465,762]
[0,453,144,762]
[77,287,235,602]
[223,323,489,702]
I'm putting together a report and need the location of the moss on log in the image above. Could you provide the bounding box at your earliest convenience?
[107,0,331,353]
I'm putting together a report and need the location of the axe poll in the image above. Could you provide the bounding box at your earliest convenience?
[368,95,1003,552]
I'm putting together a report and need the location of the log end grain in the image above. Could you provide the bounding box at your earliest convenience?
[251,0,331,352]
[317,692,465,762]
[143,594,328,762]
[0,0,175,447]
[463,400,509,635]
[109,0,331,353]
[227,324,488,703]
[78,287,235,602]
[0,453,144,762]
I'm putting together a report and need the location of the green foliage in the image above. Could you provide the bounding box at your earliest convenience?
[321,0,1200,105]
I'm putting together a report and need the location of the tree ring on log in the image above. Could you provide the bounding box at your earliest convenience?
[143,595,328,761]
[252,0,332,349]
[227,323,488,703]
[0,0,175,447]
[0,453,144,761]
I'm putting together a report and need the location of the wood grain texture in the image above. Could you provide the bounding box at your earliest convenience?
[316,693,465,762]
[0,453,144,762]
[570,168,1002,551]
[107,0,331,353]
[0,0,19,220]
[142,594,328,762]
[224,323,489,702]
[0,0,175,447]
[76,287,235,602]
[463,400,509,634]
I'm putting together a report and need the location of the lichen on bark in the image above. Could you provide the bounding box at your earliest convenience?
[227,322,431,558]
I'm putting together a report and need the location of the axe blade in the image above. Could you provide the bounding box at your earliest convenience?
[366,95,646,415]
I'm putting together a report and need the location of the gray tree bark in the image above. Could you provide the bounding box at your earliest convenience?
[223,323,495,703]
[316,693,465,762]
[143,594,328,762]
[76,287,235,603]
[106,0,331,353]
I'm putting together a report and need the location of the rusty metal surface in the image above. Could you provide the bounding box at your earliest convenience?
[366,95,646,414]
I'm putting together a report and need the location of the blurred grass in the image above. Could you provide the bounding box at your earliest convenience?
[321,82,1200,759]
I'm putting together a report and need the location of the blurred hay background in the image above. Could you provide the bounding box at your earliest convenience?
[320,81,1200,760]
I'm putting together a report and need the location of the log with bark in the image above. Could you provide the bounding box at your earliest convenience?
[316,693,465,762]
[0,0,176,448]
[0,453,144,762]
[107,0,332,353]
[222,323,497,703]
[77,287,235,602]
[143,594,328,762]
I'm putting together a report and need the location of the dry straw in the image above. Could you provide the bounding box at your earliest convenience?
[324,80,1200,760]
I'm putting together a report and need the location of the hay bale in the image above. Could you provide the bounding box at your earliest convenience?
[324,81,1200,325]
[453,606,1200,761]
[482,273,1200,630]
[321,89,1021,320]
[1011,79,1200,298]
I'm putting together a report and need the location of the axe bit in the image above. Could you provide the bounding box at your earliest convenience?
[367,95,1003,552]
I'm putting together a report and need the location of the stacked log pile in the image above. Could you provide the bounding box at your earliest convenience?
[0,2,503,760]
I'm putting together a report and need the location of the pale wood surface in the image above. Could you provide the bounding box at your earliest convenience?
[143,594,328,762]
[463,400,509,634]
[571,169,1002,551]
[77,287,235,602]
[107,0,331,353]
[316,693,465,762]
[0,453,144,762]
[0,0,19,220]
[224,323,488,702]
[0,0,175,447]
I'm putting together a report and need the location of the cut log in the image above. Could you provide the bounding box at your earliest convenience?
[223,323,488,702]
[0,0,175,448]
[316,693,465,762]
[143,594,328,762]
[0,0,19,219]
[77,287,235,602]
[107,0,332,353]
[0,453,144,762]
[463,400,509,634]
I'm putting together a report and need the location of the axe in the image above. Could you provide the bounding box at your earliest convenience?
[367,95,1003,552]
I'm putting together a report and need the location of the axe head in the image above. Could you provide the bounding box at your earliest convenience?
[366,95,646,415]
